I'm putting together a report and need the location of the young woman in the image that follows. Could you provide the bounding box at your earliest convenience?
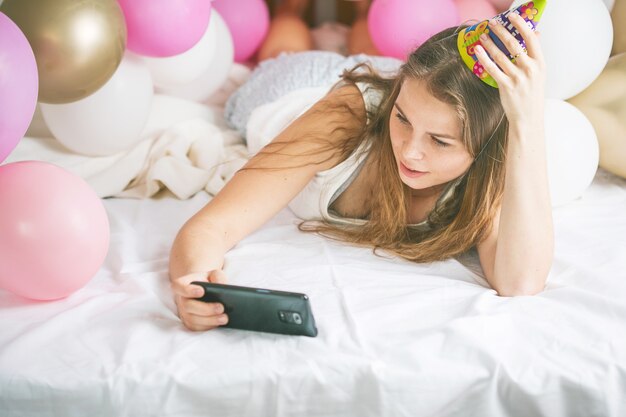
[169,13,553,332]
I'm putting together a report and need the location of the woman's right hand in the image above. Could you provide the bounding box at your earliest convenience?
[170,270,229,332]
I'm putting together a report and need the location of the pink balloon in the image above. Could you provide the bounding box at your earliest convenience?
[455,0,498,24]
[489,0,513,12]
[0,161,110,301]
[212,0,270,63]
[368,0,460,60]
[0,12,38,164]
[118,0,213,57]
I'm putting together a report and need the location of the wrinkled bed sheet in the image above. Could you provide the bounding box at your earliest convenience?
[1,168,625,417]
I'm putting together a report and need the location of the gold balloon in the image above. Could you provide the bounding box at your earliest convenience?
[0,0,126,104]
[613,0,626,56]
[568,53,626,179]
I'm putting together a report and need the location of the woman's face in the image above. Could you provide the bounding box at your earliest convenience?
[389,78,473,197]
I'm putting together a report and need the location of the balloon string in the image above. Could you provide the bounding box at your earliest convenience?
[431,20,481,44]
[473,112,506,163]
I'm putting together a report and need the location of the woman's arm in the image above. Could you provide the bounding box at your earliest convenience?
[168,221,228,282]
[168,83,366,283]
[169,83,365,331]
[473,13,553,296]
[477,123,553,296]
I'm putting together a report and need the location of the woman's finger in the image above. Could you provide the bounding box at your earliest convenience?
[183,313,229,331]
[171,278,206,299]
[209,269,228,284]
[474,44,507,87]
[487,18,525,63]
[185,299,225,316]
[509,12,542,61]
[478,32,517,79]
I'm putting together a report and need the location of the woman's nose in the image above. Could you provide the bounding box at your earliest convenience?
[403,136,426,160]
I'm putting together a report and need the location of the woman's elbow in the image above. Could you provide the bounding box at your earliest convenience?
[496,281,546,297]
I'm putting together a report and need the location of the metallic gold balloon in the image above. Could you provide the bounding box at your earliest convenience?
[568,53,626,179]
[1,0,127,104]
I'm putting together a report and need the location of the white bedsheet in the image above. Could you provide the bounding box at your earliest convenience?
[1,167,625,417]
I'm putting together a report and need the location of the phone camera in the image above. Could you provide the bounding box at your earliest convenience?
[292,313,302,324]
[278,310,303,325]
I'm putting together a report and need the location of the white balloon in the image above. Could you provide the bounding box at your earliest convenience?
[544,99,599,206]
[143,9,219,89]
[157,10,234,103]
[40,55,153,156]
[512,0,613,100]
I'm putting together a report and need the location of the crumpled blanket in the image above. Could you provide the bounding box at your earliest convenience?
[4,65,253,200]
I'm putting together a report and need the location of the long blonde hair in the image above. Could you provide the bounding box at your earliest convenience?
[252,26,509,263]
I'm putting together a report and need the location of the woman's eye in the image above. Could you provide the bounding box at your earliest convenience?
[395,112,409,125]
[394,112,450,147]
[432,136,450,147]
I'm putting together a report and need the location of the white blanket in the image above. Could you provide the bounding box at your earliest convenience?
[5,65,253,200]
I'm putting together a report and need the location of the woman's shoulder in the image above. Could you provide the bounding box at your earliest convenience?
[334,83,386,129]
[324,80,368,116]
[301,82,369,172]
[250,81,368,175]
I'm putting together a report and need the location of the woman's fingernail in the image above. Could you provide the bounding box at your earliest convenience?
[219,316,228,324]
[214,304,223,314]
[489,19,497,26]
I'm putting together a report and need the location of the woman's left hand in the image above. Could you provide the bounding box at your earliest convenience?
[474,12,546,126]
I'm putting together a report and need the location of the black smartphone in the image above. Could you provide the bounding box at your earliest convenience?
[190,281,318,337]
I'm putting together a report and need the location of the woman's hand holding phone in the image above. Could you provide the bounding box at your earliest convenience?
[170,270,229,331]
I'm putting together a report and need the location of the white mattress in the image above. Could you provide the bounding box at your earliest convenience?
[1,167,625,416]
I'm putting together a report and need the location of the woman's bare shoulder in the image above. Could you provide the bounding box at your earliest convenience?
[324,80,367,115]
[250,81,368,172]
[310,81,367,129]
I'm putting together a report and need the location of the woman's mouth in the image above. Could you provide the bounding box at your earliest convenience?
[400,162,428,178]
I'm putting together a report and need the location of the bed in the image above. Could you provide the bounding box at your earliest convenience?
[1,63,626,417]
